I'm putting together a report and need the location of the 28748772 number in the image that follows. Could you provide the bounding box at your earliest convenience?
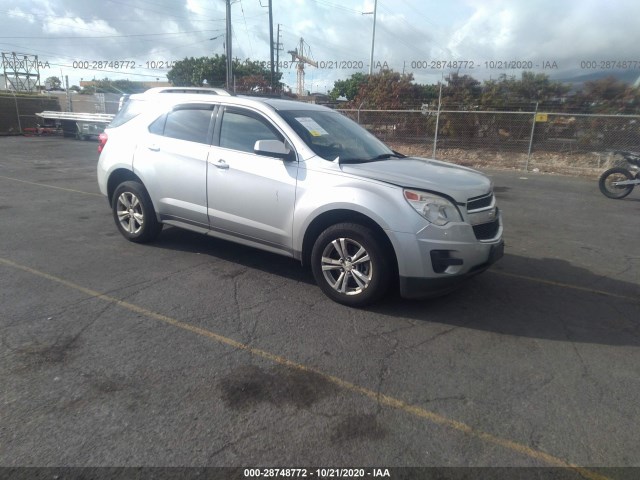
[71,60,176,70]
[242,468,376,477]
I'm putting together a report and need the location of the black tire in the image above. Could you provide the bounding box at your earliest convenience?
[111,181,162,243]
[599,167,634,199]
[311,223,391,307]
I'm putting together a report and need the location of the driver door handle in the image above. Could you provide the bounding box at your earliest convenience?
[214,159,229,169]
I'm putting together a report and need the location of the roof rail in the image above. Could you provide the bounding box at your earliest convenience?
[143,87,231,96]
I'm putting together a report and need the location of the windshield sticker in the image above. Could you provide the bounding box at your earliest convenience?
[296,117,329,137]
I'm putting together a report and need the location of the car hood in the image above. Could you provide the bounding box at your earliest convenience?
[339,157,492,203]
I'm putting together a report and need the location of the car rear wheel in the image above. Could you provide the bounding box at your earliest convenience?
[112,181,162,243]
[311,223,391,307]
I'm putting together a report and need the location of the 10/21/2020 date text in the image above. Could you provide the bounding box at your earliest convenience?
[243,468,391,478]
[67,58,565,72]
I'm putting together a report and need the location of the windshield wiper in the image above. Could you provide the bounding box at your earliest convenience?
[369,151,406,161]
[337,151,406,164]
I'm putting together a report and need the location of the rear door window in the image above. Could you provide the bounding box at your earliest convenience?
[149,104,215,145]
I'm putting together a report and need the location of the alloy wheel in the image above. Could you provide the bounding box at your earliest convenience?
[116,192,144,235]
[320,237,372,295]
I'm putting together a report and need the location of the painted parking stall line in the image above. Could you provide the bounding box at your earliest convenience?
[0,174,102,197]
[0,256,610,480]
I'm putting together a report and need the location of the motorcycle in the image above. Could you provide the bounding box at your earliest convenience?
[598,151,640,199]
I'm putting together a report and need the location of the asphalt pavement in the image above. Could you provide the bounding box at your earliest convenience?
[0,137,638,477]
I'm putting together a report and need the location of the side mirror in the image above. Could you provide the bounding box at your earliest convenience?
[254,139,294,161]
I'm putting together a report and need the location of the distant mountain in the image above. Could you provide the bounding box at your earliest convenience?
[555,70,640,89]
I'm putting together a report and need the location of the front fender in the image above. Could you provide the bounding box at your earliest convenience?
[292,168,426,254]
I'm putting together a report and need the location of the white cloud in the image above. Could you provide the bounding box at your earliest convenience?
[185,0,206,15]
[7,7,36,24]
[42,16,118,36]
[4,0,640,87]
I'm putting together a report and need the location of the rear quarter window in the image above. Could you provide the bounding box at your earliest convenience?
[108,99,147,128]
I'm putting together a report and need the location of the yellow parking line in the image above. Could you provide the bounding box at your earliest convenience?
[0,175,102,197]
[0,256,609,479]
[492,270,638,303]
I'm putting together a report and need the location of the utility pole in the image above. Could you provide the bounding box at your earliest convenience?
[65,75,72,112]
[368,0,378,75]
[225,0,232,91]
[362,1,378,75]
[268,0,275,90]
[259,0,276,89]
[433,77,443,158]
[276,24,283,75]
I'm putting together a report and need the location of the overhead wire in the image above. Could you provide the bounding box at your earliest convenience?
[1,0,460,86]
[0,30,225,40]
[0,39,213,79]
[103,0,225,22]
[308,0,363,15]
[239,0,255,58]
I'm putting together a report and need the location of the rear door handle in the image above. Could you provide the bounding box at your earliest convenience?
[214,159,229,169]
[147,145,160,152]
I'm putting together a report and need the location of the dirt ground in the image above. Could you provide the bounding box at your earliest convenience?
[388,142,622,178]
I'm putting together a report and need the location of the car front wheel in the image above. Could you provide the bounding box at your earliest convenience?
[311,223,391,307]
[112,181,162,243]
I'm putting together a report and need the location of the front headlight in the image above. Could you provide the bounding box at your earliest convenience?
[403,189,462,226]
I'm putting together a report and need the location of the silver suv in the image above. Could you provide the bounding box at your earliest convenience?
[97,90,503,306]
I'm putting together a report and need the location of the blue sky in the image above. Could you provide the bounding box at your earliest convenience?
[2,0,640,92]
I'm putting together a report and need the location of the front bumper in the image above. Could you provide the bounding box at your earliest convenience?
[388,213,504,299]
[398,240,504,299]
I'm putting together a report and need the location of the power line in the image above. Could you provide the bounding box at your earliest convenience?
[308,0,362,15]
[239,0,254,58]
[121,0,222,15]
[396,0,441,29]
[392,0,496,61]
[278,26,363,61]
[103,0,225,21]
[4,8,198,37]
[2,8,267,24]
[0,42,175,79]
[0,30,224,40]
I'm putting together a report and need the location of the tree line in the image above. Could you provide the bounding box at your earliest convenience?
[166,54,639,114]
[329,70,640,114]
[45,55,640,114]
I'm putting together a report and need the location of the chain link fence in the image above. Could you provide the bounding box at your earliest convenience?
[0,92,121,135]
[2,91,639,175]
[341,108,640,175]
[0,94,61,134]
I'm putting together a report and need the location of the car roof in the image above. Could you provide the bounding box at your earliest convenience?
[259,98,331,112]
[126,88,334,113]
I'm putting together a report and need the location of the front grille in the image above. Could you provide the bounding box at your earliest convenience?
[473,219,500,241]
[467,193,494,212]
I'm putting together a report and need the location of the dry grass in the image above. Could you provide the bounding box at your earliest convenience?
[387,142,619,178]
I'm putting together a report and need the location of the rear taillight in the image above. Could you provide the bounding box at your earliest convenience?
[98,132,108,154]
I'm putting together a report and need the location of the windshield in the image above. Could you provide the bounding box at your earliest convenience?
[279,110,396,162]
